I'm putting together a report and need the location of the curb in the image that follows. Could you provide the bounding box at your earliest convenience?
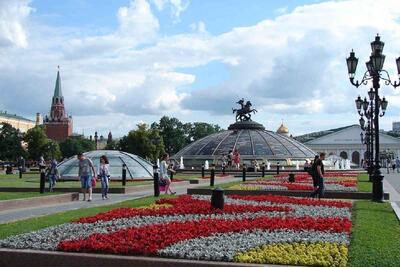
[0,193,79,212]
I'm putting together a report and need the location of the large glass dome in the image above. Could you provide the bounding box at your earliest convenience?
[172,121,316,167]
[58,150,153,179]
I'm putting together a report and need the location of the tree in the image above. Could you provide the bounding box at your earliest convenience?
[105,140,118,150]
[0,123,24,161]
[120,123,164,161]
[42,140,62,160]
[151,116,187,155]
[59,136,96,158]
[185,122,222,142]
[24,126,62,160]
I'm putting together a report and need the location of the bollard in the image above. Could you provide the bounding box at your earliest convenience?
[222,163,226,175]
[39,166,45,194]
[19,168,22,179]
[153,165,160,197]
[277,163,280,174]
[169,164,174,181]
[289,173,295,182]
[201,164,205,178]
[242,164,247,182]
[261,163,265,178]
[122,164,127,186]
[210,164,215,187]
[211,187,224,209]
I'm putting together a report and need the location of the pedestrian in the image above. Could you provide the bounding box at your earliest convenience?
[227,150,233,169]
[159,153,176,195]
[386,158,391,174]
[98,155,110,200]
[309,155,320,197]
[221,154,227,168]
[233,149,241,170]
[47,159,60,192]
[391,158,396,173]
[77,152,96,202]
[38,155,46,170]
[310,153,325,199]
[396,157,400,173]
[251,159,259,172]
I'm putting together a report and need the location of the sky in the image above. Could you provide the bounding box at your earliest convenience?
[1,0,400,137]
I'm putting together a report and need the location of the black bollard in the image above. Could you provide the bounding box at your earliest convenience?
[277,162,280,174]
[222,163,226,175]
[261,163,265,178]
[169,164,174,181]
[122,164,127,186]
[39,166,45,194]
[19,168,22,179]
[242,164,247,182]
[201,164,205,178]
[289,173,295,182]
[153,165,160,197]
[211,187,224,209]
[210,164,215,187]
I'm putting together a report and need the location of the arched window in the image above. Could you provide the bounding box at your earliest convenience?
[352,151,360,165]
[340,151,348,159]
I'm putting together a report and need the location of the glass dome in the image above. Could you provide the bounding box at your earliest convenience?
[172,121,316,167]
[58,150,153,179]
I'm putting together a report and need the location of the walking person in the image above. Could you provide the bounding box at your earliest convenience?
[386,158,391,174]
[227,150,233,169]
[47,159,60,192]
[77,152,96,202]
[159,153,176,195]
[233,149,241,170]
[396,157,400,173]
[98,155,110,200]
[309,155,320,198]
[391,158,396,173]
[310,153,325,199]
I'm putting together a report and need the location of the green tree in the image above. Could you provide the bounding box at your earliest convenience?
[24,126,49,160]
[0,123,24,161]
[151,116,187,155]
[42,140,62,160]
[59,136,96,158]
[120,123,164,161]
[185,122,221,142]
[105,140,118,150]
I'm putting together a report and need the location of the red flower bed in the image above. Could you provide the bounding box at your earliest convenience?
[229,194,353,208]
[76,195,291,224]
[60,215,351,255]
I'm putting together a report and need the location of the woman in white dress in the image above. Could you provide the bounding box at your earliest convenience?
[159,153,176,195]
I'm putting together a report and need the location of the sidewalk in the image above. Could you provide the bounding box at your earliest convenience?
[383,172,400,220]
[0,176,239,224]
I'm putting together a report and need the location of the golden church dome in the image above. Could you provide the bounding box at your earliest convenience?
[277,123,289,134]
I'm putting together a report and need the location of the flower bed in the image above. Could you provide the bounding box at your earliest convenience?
[230,172,359,192]
[0,194,352,266]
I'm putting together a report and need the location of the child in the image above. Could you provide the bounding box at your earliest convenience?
[47,160,60,192]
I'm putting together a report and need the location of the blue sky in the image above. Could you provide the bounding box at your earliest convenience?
[1,0,400,137]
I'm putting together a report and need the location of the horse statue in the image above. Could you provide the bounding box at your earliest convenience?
[232,99,258,121]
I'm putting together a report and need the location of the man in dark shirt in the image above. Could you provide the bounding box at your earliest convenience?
[310,153,325,198]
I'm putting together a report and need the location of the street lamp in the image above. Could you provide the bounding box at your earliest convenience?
[347,34,399,202]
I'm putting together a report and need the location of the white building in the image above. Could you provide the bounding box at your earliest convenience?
[297,125,400,166]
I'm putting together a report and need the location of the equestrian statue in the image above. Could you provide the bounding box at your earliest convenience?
[232,99,258,121]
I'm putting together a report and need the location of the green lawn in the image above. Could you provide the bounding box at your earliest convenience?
[357,173,372,192]
[348,201,400,267]
[0,173,152,188]
[0,192,60,201]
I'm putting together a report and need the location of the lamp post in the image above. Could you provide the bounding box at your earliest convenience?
[347,34,395,202]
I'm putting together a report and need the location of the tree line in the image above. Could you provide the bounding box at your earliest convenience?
[0,116,221,162]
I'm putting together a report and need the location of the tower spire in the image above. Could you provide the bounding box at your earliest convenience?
[54,65,62,98]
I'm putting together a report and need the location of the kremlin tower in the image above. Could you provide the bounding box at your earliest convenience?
[44,67,73,141]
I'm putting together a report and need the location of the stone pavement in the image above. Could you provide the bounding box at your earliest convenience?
[383,172,400,220]
[0,176,240,224]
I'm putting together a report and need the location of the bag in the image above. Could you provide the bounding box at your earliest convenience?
[159,178,167,186]
[91,177,97,187]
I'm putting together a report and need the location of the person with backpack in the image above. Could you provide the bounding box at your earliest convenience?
[47,159,60,192]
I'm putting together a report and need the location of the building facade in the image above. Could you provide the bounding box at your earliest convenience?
[393,121,400,132]
[298,125,400,166]
[44,68,73,142]
[0,111,36,132]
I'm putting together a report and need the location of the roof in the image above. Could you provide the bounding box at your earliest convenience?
[294,125,356,143]
[0,111,35,123]
[53,68,62,98]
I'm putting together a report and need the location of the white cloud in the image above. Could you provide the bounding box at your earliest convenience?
[151,0,189,21]
[3,0,400,136]
[0,0,32,48]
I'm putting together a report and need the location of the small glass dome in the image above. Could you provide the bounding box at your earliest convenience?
[58,150,153,179]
